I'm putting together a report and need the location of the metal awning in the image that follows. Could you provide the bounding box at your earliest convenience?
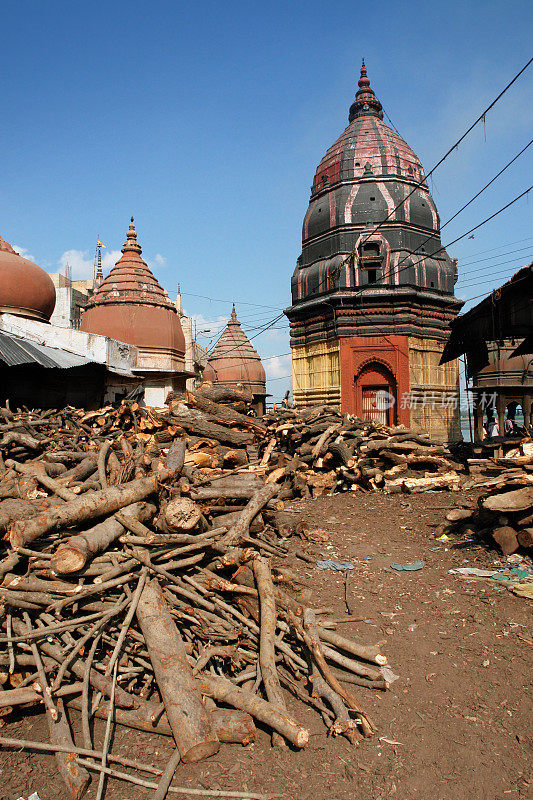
[0,332,134,376]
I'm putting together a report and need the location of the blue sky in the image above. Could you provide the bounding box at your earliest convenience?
[0,0,531,403]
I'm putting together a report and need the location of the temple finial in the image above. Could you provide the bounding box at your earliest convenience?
[349,59,383,122]
[95,238,106,282]
[122,217,142,254]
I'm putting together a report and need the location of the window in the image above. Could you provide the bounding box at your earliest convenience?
[358,240,383,284]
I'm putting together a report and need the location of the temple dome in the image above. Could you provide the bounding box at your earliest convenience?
[206,305,266,396]
[0,235,56,321]
[80,219,185,359]
[292,62,457,305]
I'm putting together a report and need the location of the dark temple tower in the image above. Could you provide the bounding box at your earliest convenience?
[286,62,463,440]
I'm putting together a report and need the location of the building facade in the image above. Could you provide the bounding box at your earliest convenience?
[286,63,462,440]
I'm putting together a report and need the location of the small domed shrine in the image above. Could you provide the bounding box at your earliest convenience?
[286,62,462,441]
[81,219,188,405]
[204,305,267,414]
[0,234,56,321]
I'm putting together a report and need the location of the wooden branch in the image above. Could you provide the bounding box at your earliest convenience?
[253,556,287,747]
[51,501,155,574]
[9,472,168,548]
[135,578,220,763]
[217,484,280,549]
[196,673,309,749]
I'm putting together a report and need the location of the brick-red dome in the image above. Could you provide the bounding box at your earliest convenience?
[0,235,56,321]
[80,219,185,357]
[206,305,266,396]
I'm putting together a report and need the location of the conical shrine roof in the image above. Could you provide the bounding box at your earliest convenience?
[80,219,185,359]
[85,218,176,311]
[206,305,266,395]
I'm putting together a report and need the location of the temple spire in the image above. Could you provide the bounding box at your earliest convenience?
[95,238,105,282]
[349,60,383,122]
[122,216,142,254]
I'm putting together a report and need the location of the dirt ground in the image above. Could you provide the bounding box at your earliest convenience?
[1,489,532,800]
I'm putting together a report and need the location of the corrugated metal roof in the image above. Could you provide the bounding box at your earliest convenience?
[0,332,92,369]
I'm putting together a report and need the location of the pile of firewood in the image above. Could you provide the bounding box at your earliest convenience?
[0,393,393,799]
[463,438,533,491]
[438,475,533,556]
[261,405,465,496]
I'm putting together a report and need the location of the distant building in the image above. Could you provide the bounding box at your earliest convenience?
[285,62,462,441]
[48,272,99,329]
[175,286,209,390]
[441,263,533,441]
[203,305,267,414]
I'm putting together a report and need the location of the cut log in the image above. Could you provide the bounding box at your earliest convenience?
[169,405,253,447]
[51,501,156,574]
[185,391,265,433]
[483,486,533,513]
[196,673,309,748]
[9,472,168,549]
[492,526,519,555]
[194,384,254,405]
[517,527,533,549]
[445,508,475,523]
[135,578,220,763]
[164,497,203,531]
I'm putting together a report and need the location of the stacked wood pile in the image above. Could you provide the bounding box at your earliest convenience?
[0,392,393,799]
[260,405,465,496]
[437,461,533,556]
[463,439,533,491]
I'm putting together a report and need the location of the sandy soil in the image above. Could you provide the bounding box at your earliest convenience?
[1,489,531,800]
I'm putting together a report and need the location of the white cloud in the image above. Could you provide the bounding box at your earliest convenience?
[154,253,166,266]
[265,354,291,379]
[56,248,121,279]
[12,245,36,262]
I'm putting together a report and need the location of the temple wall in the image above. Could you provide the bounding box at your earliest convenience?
[408,336,461,442]
[292,340,341,408]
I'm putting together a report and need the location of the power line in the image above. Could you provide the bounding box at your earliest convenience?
[456,236,533,263]
[458,244,533,268]
[456,253,533,283]
[388,139,533,280]
[181,291,283,311]
[458,269,532,305]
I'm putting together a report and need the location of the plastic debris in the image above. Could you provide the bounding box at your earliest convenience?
[390,560,425,571]
[449,567,499,577]
[381,666,400,684]
[316,559,354,571]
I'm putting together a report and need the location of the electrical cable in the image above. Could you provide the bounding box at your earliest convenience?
[388,139,533,280]
[349,185,533,296]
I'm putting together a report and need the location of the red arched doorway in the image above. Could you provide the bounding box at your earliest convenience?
[355,361,397,426]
